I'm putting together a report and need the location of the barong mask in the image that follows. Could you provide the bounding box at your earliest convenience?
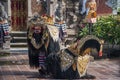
[27,16,49,50]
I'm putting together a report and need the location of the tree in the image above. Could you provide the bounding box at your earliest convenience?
[93,15,120,45]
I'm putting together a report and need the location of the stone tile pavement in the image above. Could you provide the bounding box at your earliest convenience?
[0,53,120,80]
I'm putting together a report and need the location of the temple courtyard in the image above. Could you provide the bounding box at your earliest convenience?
[0,52,119,80]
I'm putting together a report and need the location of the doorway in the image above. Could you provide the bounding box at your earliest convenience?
[11,0,28,31]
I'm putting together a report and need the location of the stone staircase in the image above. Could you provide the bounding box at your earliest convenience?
[0,38,10,53]
[64,28,76,45]
[10,31,28,53]
[8,30,113,59]
[9,28,76,53]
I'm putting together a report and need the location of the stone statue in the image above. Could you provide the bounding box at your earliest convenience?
[0,2,8,21]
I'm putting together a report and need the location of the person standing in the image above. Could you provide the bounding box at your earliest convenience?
[0,2,9,49]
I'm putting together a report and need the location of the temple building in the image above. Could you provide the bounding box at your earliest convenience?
[0,0,115,31]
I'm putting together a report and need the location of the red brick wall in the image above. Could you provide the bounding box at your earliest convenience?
[96,0,112,15]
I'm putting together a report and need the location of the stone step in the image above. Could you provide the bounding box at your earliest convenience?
[64,28,76,45]
[10,31,27,37]
[65,37,76,41]
[0,47,28,54]
[9,29,77,49]
[65,35,76,38]
[10,48,28,53]
[65,37,76,45]
[66,29,76,35]
[0,49,10,53]
[10,31,27,34]
[10,43,28,47]
[10,31,27,48]
[11,37,27,43]
[13,37,27,39]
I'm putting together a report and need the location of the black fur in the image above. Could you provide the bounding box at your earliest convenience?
[27,26,60,68]
[45,39,101,79]
[46,52,80,79]
[27,27,45,68]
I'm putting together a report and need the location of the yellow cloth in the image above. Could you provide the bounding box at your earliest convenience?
[77,55,90,77]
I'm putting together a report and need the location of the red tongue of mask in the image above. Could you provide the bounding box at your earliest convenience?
[99,44,103,57]
[99,51,102,57]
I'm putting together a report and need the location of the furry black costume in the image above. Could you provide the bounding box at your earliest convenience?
[27,16,102,79]
[46,35,102,79]
[27,16,60,75]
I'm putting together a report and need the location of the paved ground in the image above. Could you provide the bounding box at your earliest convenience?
[0,53,120,80]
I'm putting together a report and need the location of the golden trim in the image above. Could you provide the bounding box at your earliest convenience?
[31,37,44,49]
